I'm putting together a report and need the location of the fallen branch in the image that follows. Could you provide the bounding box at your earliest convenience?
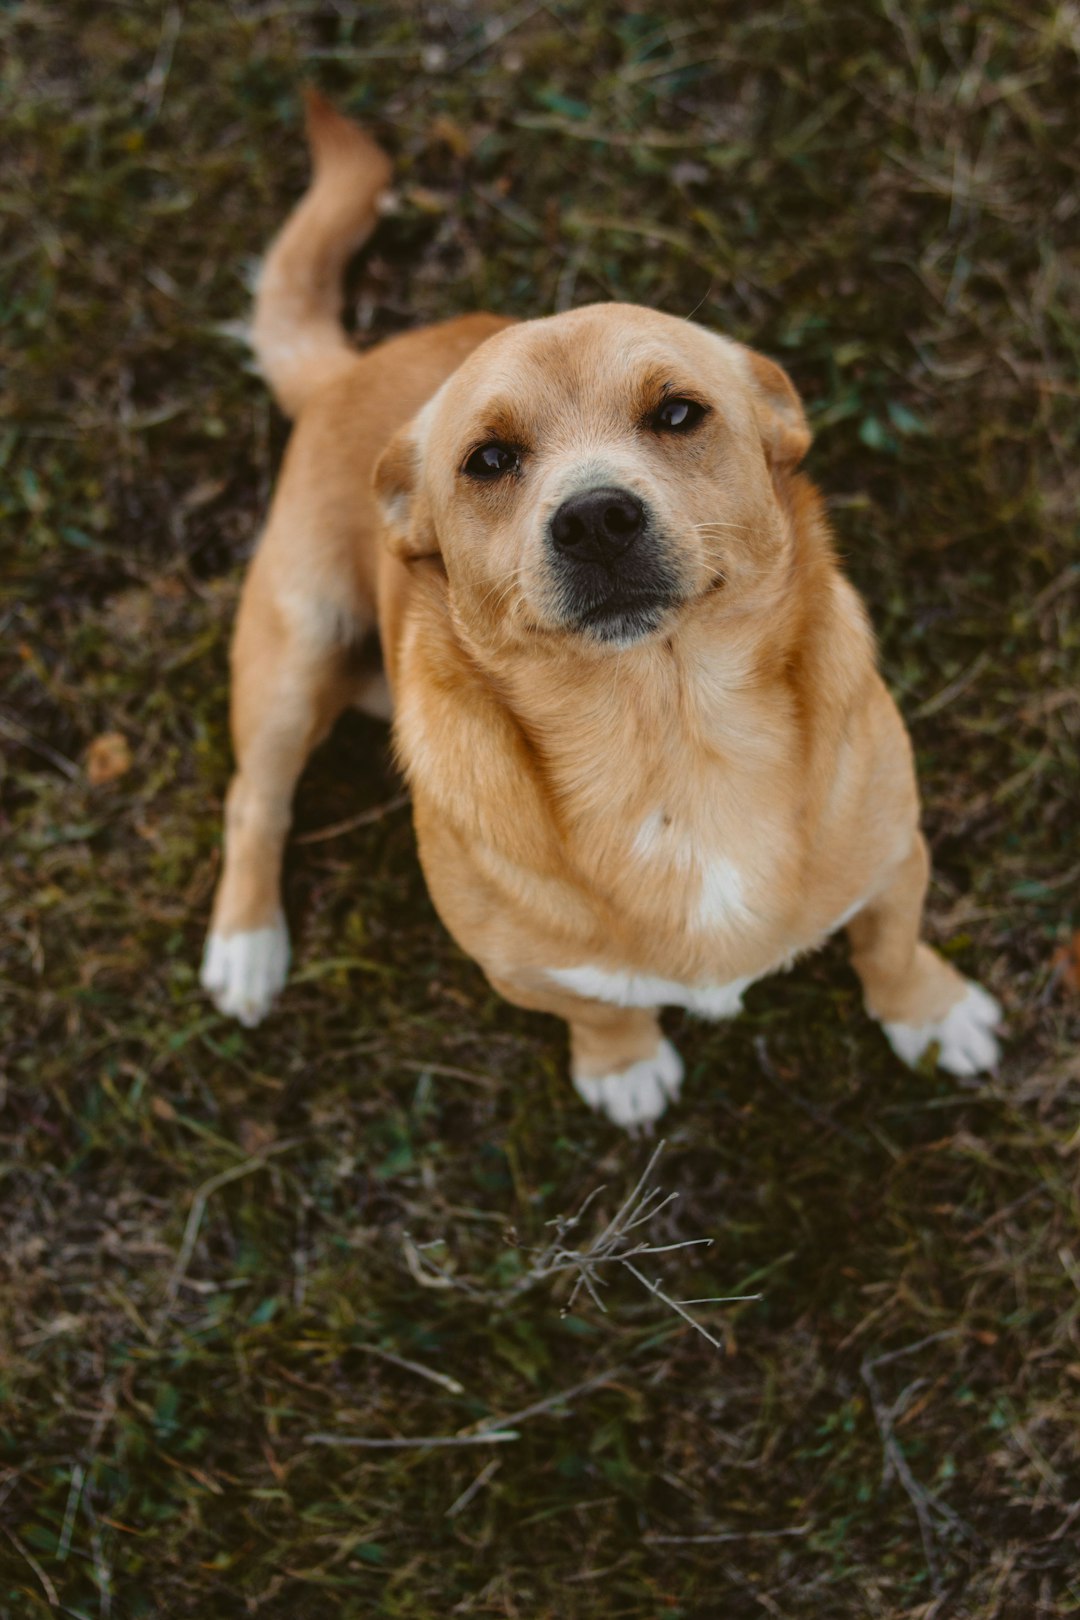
[304,1429,519,1450]
[860,1331,982,1594]
[403,1141,759,1350]
[645,1525,810,1546]
[306,1364,627,1452]
[293,792,409,845]
[154,1139,300,1337]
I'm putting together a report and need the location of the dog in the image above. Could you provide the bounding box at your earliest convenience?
[201,91,1002,1130]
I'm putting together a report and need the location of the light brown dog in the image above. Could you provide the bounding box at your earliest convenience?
[201,93,1001,1129]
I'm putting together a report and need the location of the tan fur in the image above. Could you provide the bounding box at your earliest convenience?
[202,98,1001,1112]
[252,89,394,417]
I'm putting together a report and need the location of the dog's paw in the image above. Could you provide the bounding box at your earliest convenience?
[200,916,290,1028]
[573,1039,684,1131]
[882,981,1002,1077]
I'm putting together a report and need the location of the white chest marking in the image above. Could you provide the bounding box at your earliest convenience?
[693,856,751,932]
[632,809,692,869]
[631,810,751,935]
[546,873,882,1029]
[547,962,755,1021]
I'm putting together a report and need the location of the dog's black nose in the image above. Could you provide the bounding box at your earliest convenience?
[549,486,646,565]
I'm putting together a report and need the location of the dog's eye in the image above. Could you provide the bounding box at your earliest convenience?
[463,442,519,480]
[652,397,707,434]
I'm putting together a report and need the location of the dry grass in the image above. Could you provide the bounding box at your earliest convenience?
[2,2,1078,1616]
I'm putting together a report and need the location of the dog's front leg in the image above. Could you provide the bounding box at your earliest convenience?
[488,974,680,1131]
[847,832,1001,1075]
[201,564,361,1026]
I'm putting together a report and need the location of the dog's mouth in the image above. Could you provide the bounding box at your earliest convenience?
[571,591,676,643]
[545,527,685,646]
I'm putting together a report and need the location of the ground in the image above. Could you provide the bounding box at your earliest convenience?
[2,3,1079,1617]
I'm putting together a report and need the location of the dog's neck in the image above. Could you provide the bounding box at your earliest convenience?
[398,474,875,884]
[466,482,856,803]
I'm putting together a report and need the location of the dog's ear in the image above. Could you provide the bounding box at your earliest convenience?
[373,426,440,561]
[742,348,812,471]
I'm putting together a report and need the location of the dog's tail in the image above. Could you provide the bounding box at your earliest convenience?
[251,89,392,417]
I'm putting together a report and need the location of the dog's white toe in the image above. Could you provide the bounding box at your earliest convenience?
[573,1038,684,1130]
[882,981,1002,1076]
[200,916,290,1027]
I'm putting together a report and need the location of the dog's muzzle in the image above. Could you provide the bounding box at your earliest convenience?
[547,484,680,643]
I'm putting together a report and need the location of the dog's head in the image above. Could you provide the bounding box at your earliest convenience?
[374,304,810,652]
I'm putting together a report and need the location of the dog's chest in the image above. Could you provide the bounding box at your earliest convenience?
[582,764,798,944]
[545,766,805,1000]
[623,804,759,934]
[547,793,834,1015]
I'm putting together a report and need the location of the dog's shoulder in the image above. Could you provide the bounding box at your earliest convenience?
[390,582,562,865]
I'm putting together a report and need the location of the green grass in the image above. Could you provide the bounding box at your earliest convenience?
[2,2,1078,1615]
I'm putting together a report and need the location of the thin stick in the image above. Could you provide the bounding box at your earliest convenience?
[396,1059,500,1091]
[513,115,712,149]
[306,1364,626,1452]
[3,1526,58,1606]
[401,1141,749,1352]
[294,792,409,844]
[445,1458,501,1519]
[470,1364,628,1435]
[154,1140,299,1334]
[0,711,80,779]
[591,1140,668,1252]
[645,1525,810,1545]
[623,1263,724,1350]
[56,1463,85,1562]
[860,1332,978,1595]
[678,1294,762,1305]
[355,1344,464,1397]
[625,1238,713,1256]
[304,1430,519,1450]
[140,3,182,122]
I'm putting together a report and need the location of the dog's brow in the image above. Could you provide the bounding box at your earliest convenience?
[630,363,702,415]
[465,400,532,449]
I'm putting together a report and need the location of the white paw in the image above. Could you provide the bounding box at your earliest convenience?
[200,916,290,1028]
[882,981,1002,1077]
[573,1038,684,1131]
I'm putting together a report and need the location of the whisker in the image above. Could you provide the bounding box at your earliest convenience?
[475,564,529,617]
[687,520,754,534]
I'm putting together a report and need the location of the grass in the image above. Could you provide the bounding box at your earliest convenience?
[2,1,1078,1615]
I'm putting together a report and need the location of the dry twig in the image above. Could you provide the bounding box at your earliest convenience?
[403,1141,760,1350]
[860,1331,983,1593]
